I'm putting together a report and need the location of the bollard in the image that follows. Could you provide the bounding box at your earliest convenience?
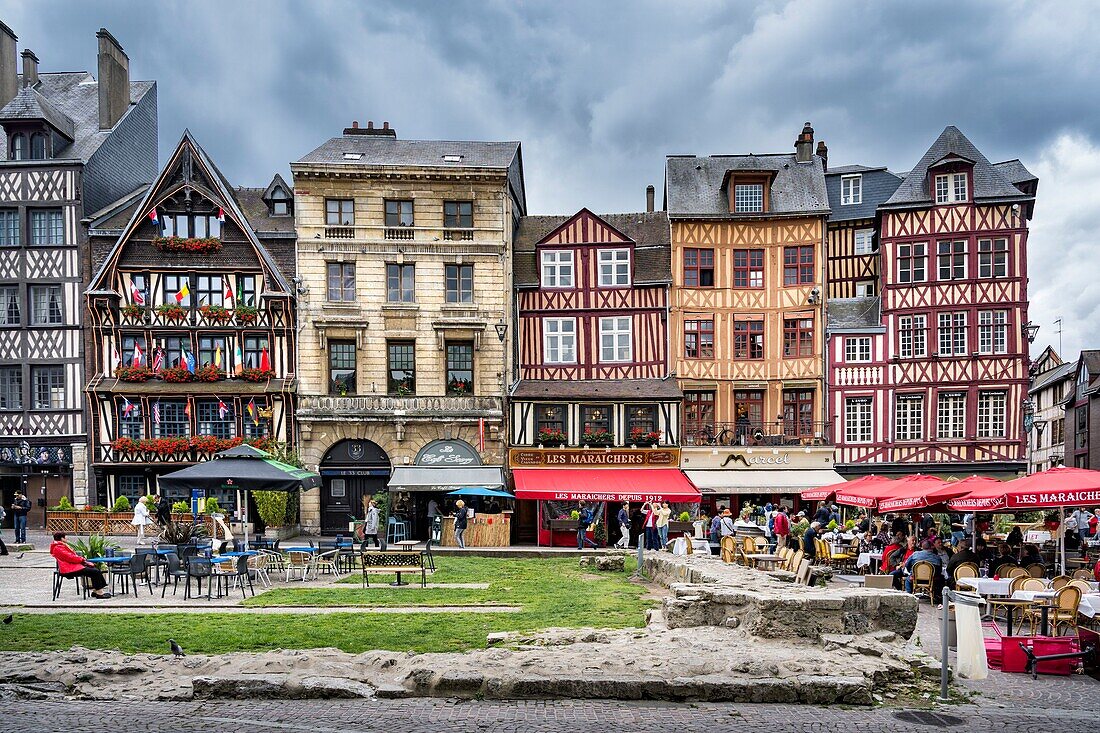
[633,535,644,578]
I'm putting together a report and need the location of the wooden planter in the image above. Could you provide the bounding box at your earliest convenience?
[547,519,581,531]
[45,510,214,536]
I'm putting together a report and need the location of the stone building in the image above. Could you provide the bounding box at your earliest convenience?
[0,24,156,518]
[291,121,525,535]
[1026,346,1071,473]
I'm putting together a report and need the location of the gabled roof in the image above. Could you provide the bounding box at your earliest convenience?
[513,211,671,288]
[826,297,883,332]
[993,159,1038,186]
[883,126,1031,208]
[825,166,902,222]
[665,153,829,218]
[89,129,293,294]
[1029,360,1075,395]
[261,173,291,202]
[0,85,75,139]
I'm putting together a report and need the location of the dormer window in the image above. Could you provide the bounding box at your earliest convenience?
[597,249,630,287]
[934,172,968,204]
[30,133,46,160]
[541,250,574,288]
[270,186,291,216]
[734,183,764,213]
[9,133,25,161]
[841,174,862,205]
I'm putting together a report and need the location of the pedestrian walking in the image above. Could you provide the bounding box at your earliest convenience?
[709,505,725,546]
[576,501,598,550]
[453,500,468,548]
[773,505,790,550]
[363,499,380,547]
[642,501,660,550]
[10,492,30,544]
[0,502,7,556]
[656,501,672,548]
[131,495,152,545]
[154,494,171,527]
[615,502,631,548]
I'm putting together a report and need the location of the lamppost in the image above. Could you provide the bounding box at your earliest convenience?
[495,318,508,460]
[1023,322,1040,344]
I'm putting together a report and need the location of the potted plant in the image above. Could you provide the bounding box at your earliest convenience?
[190,435,219,453]
[446,377,473,395]
[120,303,147,321]
[158,519,210,553]
[152,235,223,254]
[630,427,660,447]
[114,365,153,382]
[826,519,838,532]
[669,510,695,535]
[170,500,190,514]
[204,496,223,517]
[579,428,614,448]
[68,534,120,570]
[156,303,188,322]
[194,364,222,382]
[111,495,131,513]
[240,367,275,382]
[199,303,232,324]
[254,489,298,539]
[51,496,75,512]
[538,428,567,448]
[160,365,193,383]
[394,380,414,397]
[234,304,259,325]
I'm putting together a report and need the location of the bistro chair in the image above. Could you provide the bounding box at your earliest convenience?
[120,554,153,597]
[259,549,286,575]
[422,538,437,573]
[52,564,87,601]
[186,559,216,601]
[1026,585,1082,636]
[790,549,805,572]
[285,550,315,582]
[1050,576,1071,591]
[247,552,272,588]
[1068,579,1092,595]
[1020,578,1046,592]
[387,516,407,543]
[1072,569,1092,580]
[719,536,736,564]
[1025,563,1046,579]
[993,564,1016,579]
[910,560,936,604]
[160,553,190,598]
[223,556,255,599]
[315,549,344,579]
[953,563,979,583]
[1006,566,1029,579]
[753,537,770,553]
[988,576,1032,622]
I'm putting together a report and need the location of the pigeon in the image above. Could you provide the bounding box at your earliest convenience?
[169,639,185,659]
[15,553,23,560]
[1,615,11,625]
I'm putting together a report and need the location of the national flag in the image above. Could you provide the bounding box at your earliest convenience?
[132,341,144,368]
[122,397,137,418]
[218,398,229,420]
[233,345,244,376]
[153,400,161,425]
[174,281,190,304]
[224,277,234,308]
[184,350,196,374]
[259,347,271,372]
[109,345,121,375]
[148,209,159,229]
[184,401,191,420]
[151,347,164,373]
[129,277,145,306]
[247,398,259,426]
[214,345,222,369]
[217,207,226,223]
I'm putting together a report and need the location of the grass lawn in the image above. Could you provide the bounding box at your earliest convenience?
[0,557,656,655]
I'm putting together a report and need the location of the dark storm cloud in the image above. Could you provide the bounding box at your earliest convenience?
[2,0,1098,354]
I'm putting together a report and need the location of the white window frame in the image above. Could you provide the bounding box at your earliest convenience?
[855,281,875,297]
[977,391,1007,438]
[844,398,873,443]
[978,310,1008,355]
[937,392,966,439]
[841,175,863,206]
[895,395,924,441]
[540,250,574,288]
[543,318,576,364]
[599,316,632,363]
[844,336,872,363]
[938,312,967,356]
[935,172,968,204]
[597,248,631,287]
[899,314,927,358]
[734,183,764,213]
[853,228,874,255]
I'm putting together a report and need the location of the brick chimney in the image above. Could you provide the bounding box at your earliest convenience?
[646,184,655,213]
[96,28,130,130]
[0,21,17,108]
[20,49,37,88]
[816,140,828,171]
[343,119,397,137]
[795,122,814,163]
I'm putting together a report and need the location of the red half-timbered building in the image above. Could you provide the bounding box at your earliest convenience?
[833,126,1038,476]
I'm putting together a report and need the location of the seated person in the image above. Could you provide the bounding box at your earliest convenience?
[903,540,945,599]
[1006,525,1023,549]
[974,538,998,566]
[888,536,918,589]
[932,536,951,566]
[1020,544,1044,567]
[993,542,1018,570]
[803,522,821,560]
[858,531,875,554]
[945,539,978,589]
[49,531,112,599]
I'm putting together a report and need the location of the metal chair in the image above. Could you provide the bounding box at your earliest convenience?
[387,516,407,543]
[186,559,216,600]
[315,549,344,579]
[223,555,255,598]
[161,553,190,598]
[52,564,87,601]
[285,550,314,582]
[422,538,437,573]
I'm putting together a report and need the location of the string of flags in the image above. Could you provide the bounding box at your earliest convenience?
[135,396,264,426]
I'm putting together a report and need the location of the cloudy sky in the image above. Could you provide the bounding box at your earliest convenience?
[4,1,1098,358]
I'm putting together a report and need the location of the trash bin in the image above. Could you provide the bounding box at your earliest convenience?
[938,604,958,648]
[953,591,987,680]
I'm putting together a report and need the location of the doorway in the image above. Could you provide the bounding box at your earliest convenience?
[318,439,390,534]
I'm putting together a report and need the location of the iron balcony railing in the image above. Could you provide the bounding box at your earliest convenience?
[683,420,833,447]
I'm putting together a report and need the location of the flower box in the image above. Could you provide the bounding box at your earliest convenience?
[240,367,275,382]
[235,306,259,325]
[194,364,222,382]
[199,304,233,324]
[537,428,567,448]
[120,304,148,321]
[629,428,661,448]
[579,429,614,448]
[115,365,153,382]
[156,303,188,322]
[144,436,192,457]
[547,519,581,531]
[668,521,695,535]
[160,366,193,383]
[153,236,223,254]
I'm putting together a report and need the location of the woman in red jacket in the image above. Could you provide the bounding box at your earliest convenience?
[50,532,111,599]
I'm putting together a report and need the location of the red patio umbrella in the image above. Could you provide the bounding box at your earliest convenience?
[947,466,1100,511]
[800,474,892,504]
[876,474,981,513]
[832,475,898,509]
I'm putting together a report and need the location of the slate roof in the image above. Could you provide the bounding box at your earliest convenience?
[0,72,155,162]
[235,187,296,235]
[512,211,671,288]
[826,297,883,332]
[825,166,902,222]
[1029,360,1075,395]
[883,126,1031,208]
[513,379,682,401]
[665,153,829,218]
[993,159,1037,186]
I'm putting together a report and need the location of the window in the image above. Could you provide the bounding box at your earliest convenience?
[683,317,714,359]
[733,249,764,288]
[243,397,271,439]
[198,335,227,371]
[29,209,63,245]
[121,334,148,368]
[270,187,291,216]
[31,365,63,410]
[197,400,235,439]
[536,405,566,436]
[783,317,814,358]
[325,199,354,226]
[384,200,414,227]
[1052,417,1065,447]
[978,238,1008,278]
[895,395,924,441]
[937,312,967,356]
[445,342,474,395]
[783,389,814,437]
[195,275,223,307]
[853,229,874,255]
[735,390,764,428]
[897,242,927,283]
[329,340,356,395]
[937,240,967,280]
[9,133,25,160]
[444,201,473,228]
[599,316,632,362]
[937,392,966,439]
[734,319,764,360]
[845,398,872,443]
[841,175,862,205]
[0,209,19,245]
[683,391,715,434]
[978,310,1008,355]
[0,286,19,325]
[236,274,257,307]
[977,391,1006,438]
[445,264,473,303]
[387,341,415,395]
[189,214,220,239]
[161,336,192,370]
[326,262,355,302]
[845,337,871,363]
[163,274,191,307]
[598,249,630,287]
[898,314,927,358]
[29,285,62,325]
[855,280,876,297]
[783,246,815,286]
[119,399,144,439]
[30,133,46,160]
[0,366,21,409]
[734,183,764,213]
[934,172,968,204]
[385,263,414,302]
[543,318,576,364]
[581,405,612,436]
[154,401,189,438]
[626,404,657,435]
[242,334,269,370]
[682,248,715,288]
[540,250,574,288]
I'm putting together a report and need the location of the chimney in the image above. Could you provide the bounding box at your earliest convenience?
[816,140,828,171]
[96,28,130,130]
[0,21,17,108]
[20,49,37,88]
[795,121,814,163]
[646,184,655,213]
[343,118,397,137]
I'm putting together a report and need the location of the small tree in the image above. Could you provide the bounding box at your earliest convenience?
[112,495,131,513]
[253,441,305,529]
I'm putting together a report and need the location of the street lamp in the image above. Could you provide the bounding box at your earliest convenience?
[1023,321,1040,344]
[495,319,508,343]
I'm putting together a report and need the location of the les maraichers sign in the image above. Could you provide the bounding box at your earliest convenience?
[509,448,679,468]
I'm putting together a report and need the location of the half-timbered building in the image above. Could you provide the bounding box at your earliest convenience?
[666,124,840,511]
[824,165,901,299]
[1063,350,1100,470]
[833,126,1038,477]
[84,132,296,510]
[1027,346,1072,473]
[0,25,156,517]
[509,207,697,546]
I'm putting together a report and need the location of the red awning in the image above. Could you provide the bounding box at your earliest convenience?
[512,468,701,503]
[875,475,967,513]
[948,467,1100,511]
[803,474,894,507]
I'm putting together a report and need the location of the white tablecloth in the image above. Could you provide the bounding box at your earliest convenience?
[856,551,882,569]
[1011,590,1056,602]
[1079,594,1100,618]
[670,537,711,556]
[957,577,1013,596]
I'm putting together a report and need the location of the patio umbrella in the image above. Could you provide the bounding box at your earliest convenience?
[831,475,898,509]
[875,474,970,513]
[447,487,516,498]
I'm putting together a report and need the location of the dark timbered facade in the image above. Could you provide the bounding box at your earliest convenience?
[0,25,156,516]
[84,132,296,508]
[824,165,901,299]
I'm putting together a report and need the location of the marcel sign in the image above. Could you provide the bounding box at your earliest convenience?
[509,448,679,468]
[681,447,833,470]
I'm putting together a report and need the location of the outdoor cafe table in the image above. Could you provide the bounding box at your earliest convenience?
[957,577,1014,597]
[991,597,1036,636]
[745,553,784,570]
[857,552,882,573]
[87,555,131,594]
[670,537,710,556]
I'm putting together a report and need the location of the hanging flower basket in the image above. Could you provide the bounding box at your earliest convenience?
[194,364,222,382]
[240,367,275,382]
[537,428,567,448]
[152,236,223,254]
[199,304,232,324]
[160,366,194,383]
[115,365,153,382]
[156,303,188,322]
[110,436,143,453]
[235,305,259,325]
[120,304,148,321]
[144,437,192,457]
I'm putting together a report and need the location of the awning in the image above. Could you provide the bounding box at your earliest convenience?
[388,466,505,492]
[685,469,844,495]
[512,468,700,502]
[948,466,1100,511]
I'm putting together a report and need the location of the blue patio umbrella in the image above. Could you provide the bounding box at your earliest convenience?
[447,487,515,499]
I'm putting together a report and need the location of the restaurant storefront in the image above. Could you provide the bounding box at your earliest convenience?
[681,444,841,515]
[509,447,700,546]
